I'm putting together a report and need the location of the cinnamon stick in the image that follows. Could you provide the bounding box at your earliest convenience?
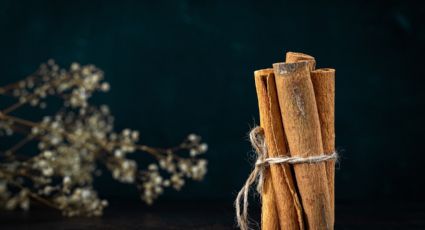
[310,68,336,226]
[286,52,336,227]
[273,62,332,229]
[261,166,280,230]
[254,69,304,230]
[286,52,316,71]
[255,69,279,230]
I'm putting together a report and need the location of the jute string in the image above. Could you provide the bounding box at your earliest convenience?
[235,126,338,230]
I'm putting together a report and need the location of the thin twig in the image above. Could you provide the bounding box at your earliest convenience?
[9,180,59,210]
[0,114,38,127]
[4,135,34,154]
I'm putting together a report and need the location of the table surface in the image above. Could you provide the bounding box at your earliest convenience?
[0,201,424,229]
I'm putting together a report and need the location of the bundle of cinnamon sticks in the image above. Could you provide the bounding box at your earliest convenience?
[254,52,336,230]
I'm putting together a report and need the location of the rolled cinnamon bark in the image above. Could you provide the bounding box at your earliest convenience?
[286,52,316,71]
[254,69,304,230]
[255,69,279,230]
[273,62,332,229]
[310,68,336,226]
[286,52,336,227]
[261,166,280,230]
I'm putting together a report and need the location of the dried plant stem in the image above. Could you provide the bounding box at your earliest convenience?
[0,113,38,127]
[0,168,59,210]
[2,101,28,115]
[0,61,208,215]
[12,181,59,210]
[0,112,185,161]
[0,75,76,115]
[5,135,35,154]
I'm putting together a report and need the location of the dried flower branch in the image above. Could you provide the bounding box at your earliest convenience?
[0,60,208,216]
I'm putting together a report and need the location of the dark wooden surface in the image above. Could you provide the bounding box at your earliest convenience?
[0,201,424,229]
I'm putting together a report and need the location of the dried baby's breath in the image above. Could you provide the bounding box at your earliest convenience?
[0,60,208,216]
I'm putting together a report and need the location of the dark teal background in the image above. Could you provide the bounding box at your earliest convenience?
[0,0,424,204]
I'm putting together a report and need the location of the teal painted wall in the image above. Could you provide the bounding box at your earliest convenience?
[0,0,424,203]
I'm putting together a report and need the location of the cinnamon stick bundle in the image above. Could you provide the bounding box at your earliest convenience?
[254,69,304,230]
[240,51,336,230]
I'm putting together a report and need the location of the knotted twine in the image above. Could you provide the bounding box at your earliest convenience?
[235,126,338,230]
